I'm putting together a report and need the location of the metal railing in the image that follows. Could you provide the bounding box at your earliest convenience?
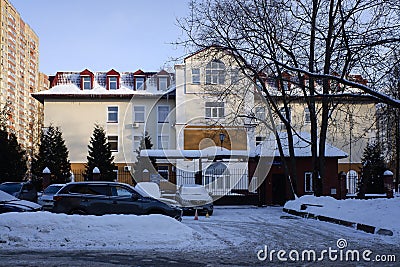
[176,168,251,196]
[71,169,134,185]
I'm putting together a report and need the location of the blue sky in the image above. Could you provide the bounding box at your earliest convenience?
[10,0,190,75]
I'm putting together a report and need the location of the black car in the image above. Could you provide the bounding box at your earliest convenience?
[0,190,42,213]
[52,182,183,221]
[0,182,38,203]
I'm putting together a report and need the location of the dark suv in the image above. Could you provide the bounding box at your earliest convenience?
[52,182,182,221]
[0,182,38,202]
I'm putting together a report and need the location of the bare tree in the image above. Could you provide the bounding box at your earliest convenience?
[378,51,400,188]
[178,0,400,195]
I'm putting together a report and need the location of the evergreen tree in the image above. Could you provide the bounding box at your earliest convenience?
[359,142,386,195]
[133,131,156,183]
[0,129,27,183]
[32,125,71,183]
[84,125,115,181]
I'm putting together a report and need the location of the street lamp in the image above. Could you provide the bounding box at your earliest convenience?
[219,132,225,151]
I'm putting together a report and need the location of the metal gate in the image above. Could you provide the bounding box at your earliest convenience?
[175,168,250,196]
[346,170,359,195]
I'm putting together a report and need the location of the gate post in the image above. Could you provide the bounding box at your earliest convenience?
[383,170,394,198]
[338,171,347,199]
[93,167,100,181]
[42,167,51,190]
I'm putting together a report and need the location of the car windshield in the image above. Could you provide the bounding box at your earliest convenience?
[180,186,208,195]
[0,190,19,202]
[43,185,63,195]
[0,183,22,194]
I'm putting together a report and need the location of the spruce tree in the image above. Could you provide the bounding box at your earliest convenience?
[0,129,27,183]
[84,125,115,181]
[133,131,156,182]
[359,142,386,195]
[32,125,71,183]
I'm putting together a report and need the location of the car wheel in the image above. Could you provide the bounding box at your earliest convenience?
[174,215,182,222]
[207,210,213,216]
[70,209,87,215]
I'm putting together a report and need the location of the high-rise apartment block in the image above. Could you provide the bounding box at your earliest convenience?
[0,0,45,155]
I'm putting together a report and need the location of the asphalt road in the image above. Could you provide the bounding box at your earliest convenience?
[0,206,399,266]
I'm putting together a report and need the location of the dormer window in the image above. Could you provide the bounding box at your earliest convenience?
[82,76,91,90]
[106,69,120,90]
[135,77,145,90]
[109,77,118,90]
[159,77,168,91]
[80,69,94,90]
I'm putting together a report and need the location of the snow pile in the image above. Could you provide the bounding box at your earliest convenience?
[285,195,400,235]
[0,212,195,250]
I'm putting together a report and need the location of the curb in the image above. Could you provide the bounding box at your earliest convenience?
[282,208,393,236]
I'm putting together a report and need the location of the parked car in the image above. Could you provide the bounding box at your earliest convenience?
[38,184,65,211]
[135,182,179,206]
[0,190,41,213]
[52,182,183,221]
[0,182,38,203]
[175,184,213,215]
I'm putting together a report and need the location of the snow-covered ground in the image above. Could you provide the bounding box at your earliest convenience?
[284,195,400,235]
[0,212,196,250]
[1,203,399,255]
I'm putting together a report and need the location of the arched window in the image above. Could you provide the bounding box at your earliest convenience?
[204,162,230,192]
[205,59,226,85]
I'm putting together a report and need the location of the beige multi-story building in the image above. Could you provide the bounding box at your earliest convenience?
[33,47,376,201]
[0,0,44,155]
[33,69,176,182]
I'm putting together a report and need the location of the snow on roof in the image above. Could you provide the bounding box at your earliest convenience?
[254,132,347,158]
[32,70,175,100]
[32,82,176,99]
[141,132,347,159]
[258,72,372,98]
[141,148,252,159]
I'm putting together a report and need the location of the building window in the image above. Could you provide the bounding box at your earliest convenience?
[108,136,118,152]
[158,135,169,149]
[305,172,313,193]
[107,106,118,123]
[205,102,224,119]
[256,136,265,146]
[82,76,91,90]
[279,107,291,123]
[255,107,265,121]
[158,77,168,90]
[231,68,239,85]
[304,107,311,124]
[109,76,118,90]
[133,106,145,122]
[133,136,141,150]
[135,77,145,90]
[158,106,170,123]
[192,68,200,84]
[205,59,225,85]
[158,166,169,180]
